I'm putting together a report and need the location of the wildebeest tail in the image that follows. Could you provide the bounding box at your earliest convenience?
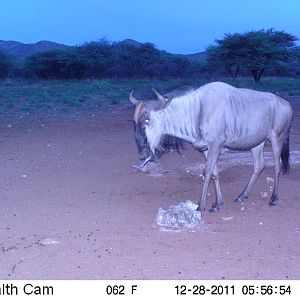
[281,127,290,174]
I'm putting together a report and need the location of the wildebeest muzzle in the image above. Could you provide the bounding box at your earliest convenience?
[135,123,151,161]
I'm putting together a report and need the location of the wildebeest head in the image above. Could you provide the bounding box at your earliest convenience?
[129,88,184,162]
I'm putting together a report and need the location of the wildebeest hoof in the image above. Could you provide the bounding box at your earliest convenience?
[209,206,220,213]
[197,206,205,212]
[269,195,278,206]
[234,195,247,203]
[269,199,278,206]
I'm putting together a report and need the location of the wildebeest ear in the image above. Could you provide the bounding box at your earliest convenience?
[129,90,140,105]
[152,88,170,105]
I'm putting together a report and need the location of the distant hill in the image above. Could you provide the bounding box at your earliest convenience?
[119,39,207,62]
[0,40,68,60]
[119,39,143,47]
[175,51,207,62]
[0,39,207,62]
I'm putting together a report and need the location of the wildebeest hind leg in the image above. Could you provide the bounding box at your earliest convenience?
[234,142,266,203]
[269,131,285,206]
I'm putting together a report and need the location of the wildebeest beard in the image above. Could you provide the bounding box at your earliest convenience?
[155,134,184,158]
[134,122,184,161]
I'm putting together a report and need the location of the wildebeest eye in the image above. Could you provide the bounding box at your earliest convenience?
[145,119,149,124]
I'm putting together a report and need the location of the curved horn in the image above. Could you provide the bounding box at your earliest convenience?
[129,90,140,105]
[152,88,168,104]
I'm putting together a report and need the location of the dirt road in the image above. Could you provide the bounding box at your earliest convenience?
[0,99,299,279]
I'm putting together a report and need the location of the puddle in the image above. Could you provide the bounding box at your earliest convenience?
[185,150,300,176]
[133,161,167,177]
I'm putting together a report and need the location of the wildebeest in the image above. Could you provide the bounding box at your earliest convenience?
[129,82,293,212]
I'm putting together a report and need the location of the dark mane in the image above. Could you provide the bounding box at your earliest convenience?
[163,86,194,99]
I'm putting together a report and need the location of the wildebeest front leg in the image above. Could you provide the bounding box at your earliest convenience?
[203,150,223,212]
[198,146,220,212]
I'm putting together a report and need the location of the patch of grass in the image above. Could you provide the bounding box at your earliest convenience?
[0,77,299,116]
[225,77,300,95]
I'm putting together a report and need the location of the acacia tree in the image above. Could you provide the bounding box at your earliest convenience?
[207,29,298,83]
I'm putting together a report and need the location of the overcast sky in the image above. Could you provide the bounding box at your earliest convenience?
[1,0,299,54]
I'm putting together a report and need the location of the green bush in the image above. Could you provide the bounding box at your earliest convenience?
[0,49,15,78]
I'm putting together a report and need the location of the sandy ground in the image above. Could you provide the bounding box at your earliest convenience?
[0,97,300,280]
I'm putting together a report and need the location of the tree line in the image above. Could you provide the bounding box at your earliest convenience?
[0,40,200,80]
[0,29,299,83]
